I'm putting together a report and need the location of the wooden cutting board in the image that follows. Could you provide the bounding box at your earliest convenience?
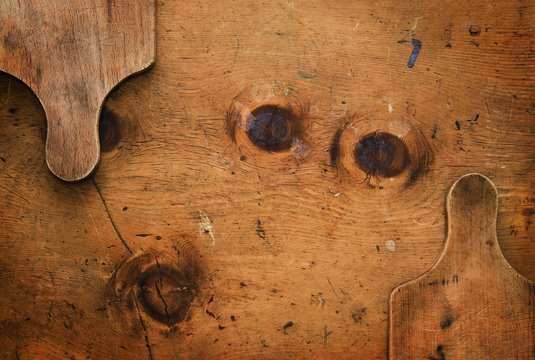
[389,173,535,360]
[0,0,155,181]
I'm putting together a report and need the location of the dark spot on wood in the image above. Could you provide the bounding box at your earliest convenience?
[440,313,454,329]
[351,307,367,323]
[230,315,236,321]
[106,0,114,22]
[240,281,247,288]
[218,324,226,330]
[455,120,461,130]
[246,105,295,152]
[99,106,122,152]
[283,321,294,334]
[330,127,343,167]
[428,344,446,360]
[239,155,247,161]
[522,208,534,216]
[206,309,217,319]
[122,207,128,211]
[0,157,6,163]
[256,218,267,241]
[355,132,410,178]
[3,27,23,52]
[431,123,439,139]
[469,25,481,36]
[8,107,18,114]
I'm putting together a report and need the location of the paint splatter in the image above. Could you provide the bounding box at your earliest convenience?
[407,39,422,68]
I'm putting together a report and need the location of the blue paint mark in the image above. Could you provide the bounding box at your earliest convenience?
[407,39,422,68]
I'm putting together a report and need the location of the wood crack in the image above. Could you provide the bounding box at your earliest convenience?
[91,177,133,254]
[154,259,172,329]
[134,296,155,360]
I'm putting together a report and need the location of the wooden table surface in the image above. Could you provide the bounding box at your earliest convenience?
[1,0,534,359]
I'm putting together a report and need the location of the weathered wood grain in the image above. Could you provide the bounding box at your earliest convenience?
[0,0,155,180]
[390,173,535,359]
[0,0,534,359]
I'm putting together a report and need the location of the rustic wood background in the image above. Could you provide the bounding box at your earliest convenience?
[1,0,534,359]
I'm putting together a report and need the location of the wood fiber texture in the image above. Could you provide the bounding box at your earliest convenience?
[0,0,534,359]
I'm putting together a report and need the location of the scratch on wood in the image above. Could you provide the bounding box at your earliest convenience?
[77,189,103,241]
[256,218,271,246]
[297,71,315,79]
[327,277,339,300]
[91,177,132,254]
[323,325,332,347]
[0,183,29,204]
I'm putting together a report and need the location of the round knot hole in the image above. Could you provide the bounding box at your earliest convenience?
[137,265,198,325]
[354,132,410,178]
[247,105,294,152]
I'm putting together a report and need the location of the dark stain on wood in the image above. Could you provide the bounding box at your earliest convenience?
[99,106,122,152]
[428,344,446,360]
[431,123,439,139]
[283,321,294,334]
[3,27,22,52]
[330,127,344,167]
[521,208,534,216]
[351,307,367,324]
[440,313,455,329]
[469,25,481,36]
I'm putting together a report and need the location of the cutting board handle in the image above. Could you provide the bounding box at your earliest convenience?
[389,173,535,359]
[442,173,503,270]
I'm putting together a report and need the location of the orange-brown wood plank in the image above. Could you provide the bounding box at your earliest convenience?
[1,0,534,359]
